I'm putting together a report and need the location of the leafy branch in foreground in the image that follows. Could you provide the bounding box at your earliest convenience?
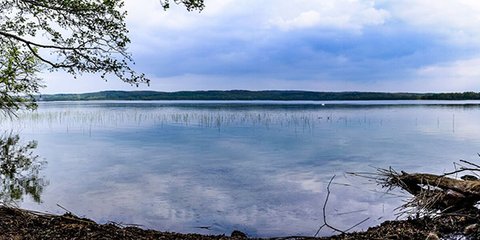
[160,0,205,11]
[0,0,204,113]
[0,41,43,115]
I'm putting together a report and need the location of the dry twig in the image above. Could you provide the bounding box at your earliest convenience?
[313,175,370,237]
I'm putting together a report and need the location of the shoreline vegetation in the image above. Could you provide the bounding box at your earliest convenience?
[37,90,480,102]
[2,204,479,240]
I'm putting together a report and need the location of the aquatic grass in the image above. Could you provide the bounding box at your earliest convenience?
[0,107,347,134]
[0,103,451,136]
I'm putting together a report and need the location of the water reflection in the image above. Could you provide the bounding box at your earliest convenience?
[1,101,480,237]
[0,133,47,203]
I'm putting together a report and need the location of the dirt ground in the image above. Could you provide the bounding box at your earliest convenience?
[0,206,479,240]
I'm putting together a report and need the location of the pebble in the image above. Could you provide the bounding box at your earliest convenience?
[231,230,248,239]
[425,232,439,240]
[464,223,479,235]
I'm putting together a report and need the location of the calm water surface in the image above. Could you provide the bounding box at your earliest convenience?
[2,100,480,237]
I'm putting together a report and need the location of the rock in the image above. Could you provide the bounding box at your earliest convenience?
[464,223,479,235]
[461,175,478,181]
[231,230,247,239]
[425,232,439,240]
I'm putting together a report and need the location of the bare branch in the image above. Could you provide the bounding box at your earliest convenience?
[314,175,346,237]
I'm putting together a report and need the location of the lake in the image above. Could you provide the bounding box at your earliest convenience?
[1,100,480,237]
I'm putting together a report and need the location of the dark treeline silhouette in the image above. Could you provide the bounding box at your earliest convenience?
[38,90,480,101]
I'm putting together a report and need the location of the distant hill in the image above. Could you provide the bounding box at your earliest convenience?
[37,90,480,101]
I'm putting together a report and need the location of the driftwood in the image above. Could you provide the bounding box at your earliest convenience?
[387,171,480,212]
[343,160,480,239]
[352,158,480,216]
[338,160,480,239]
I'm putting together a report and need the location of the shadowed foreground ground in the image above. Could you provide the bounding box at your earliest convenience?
[0,206,479,240]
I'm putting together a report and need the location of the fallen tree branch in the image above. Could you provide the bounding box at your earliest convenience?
[369,162,480,215]
[314,175,346,237]
[314,175,370,237]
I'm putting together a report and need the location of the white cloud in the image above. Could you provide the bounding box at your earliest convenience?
[39,1,480,93]
[40,71,151,94]
[388,0,480,44]
[350,58,480,93]
[124,0,200,30]
[40,55,480,94]
[271,10,323,30]
[125,0,389,32]
[124,0,243,31]
[268,0,389,31]
[413,58,480,91]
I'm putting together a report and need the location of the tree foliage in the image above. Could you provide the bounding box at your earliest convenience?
[0,41,42,115]
[160,0,205,11]
[0,0,204,113]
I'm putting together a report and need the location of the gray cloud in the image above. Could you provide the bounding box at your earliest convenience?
[41,0,480,93]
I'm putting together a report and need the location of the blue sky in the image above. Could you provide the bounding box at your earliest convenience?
[42,0,480,93]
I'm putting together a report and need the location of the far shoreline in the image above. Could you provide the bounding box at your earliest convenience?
[37,90,480,102]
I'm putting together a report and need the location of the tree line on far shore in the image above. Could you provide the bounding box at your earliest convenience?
[36,90,480,101]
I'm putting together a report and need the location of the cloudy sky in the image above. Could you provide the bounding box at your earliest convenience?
[42,0,480,93]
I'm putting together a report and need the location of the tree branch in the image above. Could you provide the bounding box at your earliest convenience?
[0,31,95,51]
